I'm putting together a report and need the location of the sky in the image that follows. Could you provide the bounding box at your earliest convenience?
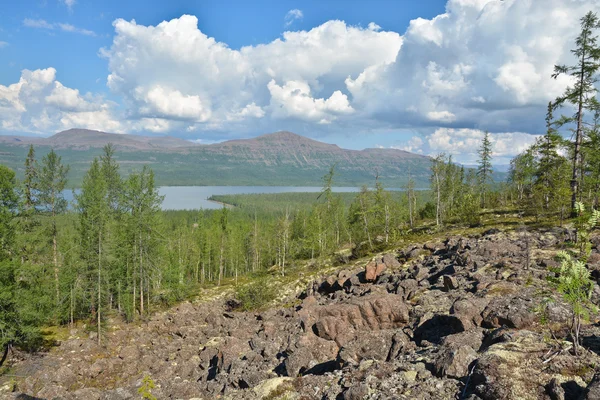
[0,0,598,164]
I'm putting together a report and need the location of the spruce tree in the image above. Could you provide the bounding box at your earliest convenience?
[552,11,600,213]
[76,158,108,344]
[477,132,494,208]
[23,145,38,212]
[37,149,69,306]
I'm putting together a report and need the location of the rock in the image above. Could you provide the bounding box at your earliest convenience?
[443,275,459,291]
[582,372,600,400]
[386,331,414,361]
[414,315,465,345]
[412,265,429,281]
[337,330,395,365]
[342,383,368,400]
[71,388,102,400]
[312,294,409,342]
[435,345,477,379]
[382,253,401,269]
[545,378,565,400]
[403,370,418,382]
[451,298,488,329]
[481,294,537,329]
[471,331,587,400]
[365,259,387,281]
[253,377,293,399]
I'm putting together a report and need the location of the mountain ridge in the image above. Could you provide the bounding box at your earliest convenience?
[0,128,432,187]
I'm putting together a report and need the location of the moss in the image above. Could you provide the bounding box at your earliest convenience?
[263,382,295,400]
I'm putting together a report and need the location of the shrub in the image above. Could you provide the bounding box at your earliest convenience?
[235,278,276,311]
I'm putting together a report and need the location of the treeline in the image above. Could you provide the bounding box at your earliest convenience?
[0,147,445,355]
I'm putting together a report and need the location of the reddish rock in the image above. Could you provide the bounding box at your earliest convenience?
[312,294,409,342]
[365,259,387,281]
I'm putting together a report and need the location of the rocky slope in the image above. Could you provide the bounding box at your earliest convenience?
[4,228,600,399]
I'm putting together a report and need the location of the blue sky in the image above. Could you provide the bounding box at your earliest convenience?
[0,0,446,95]
[0,0,597,163]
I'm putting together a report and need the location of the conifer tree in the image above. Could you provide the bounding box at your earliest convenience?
[37,149,69,306]
[552,11,600,213]
[23,145,38,212]
[76,158,108,344]
[477,132,493,208]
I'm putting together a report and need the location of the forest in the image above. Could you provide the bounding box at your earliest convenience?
[1,11,600,369]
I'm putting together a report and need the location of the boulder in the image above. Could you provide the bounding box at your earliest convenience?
[312,294,409,343]
[481,295,537,329]
[443,275,459,291]
[365,259,387,281]
[583,372,600,400]
[435,345,477,379]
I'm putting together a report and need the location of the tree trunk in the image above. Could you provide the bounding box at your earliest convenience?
[571,36,587,215]
[139,232,144,316]
[97,231,102,346]
[53,215,59,307]
[0,343,10,368]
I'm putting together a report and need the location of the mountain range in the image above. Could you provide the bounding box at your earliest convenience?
[0,129,433,187]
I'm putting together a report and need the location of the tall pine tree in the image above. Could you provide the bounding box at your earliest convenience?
[552,11,600,213]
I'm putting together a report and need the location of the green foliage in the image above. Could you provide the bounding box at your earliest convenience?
[235,277,277,311]
[430,154,481,227]
[554,250,595,354]
[138,375,157,400]
[550,202,599,354]
[477,132,494,208]
[552,11,600,211]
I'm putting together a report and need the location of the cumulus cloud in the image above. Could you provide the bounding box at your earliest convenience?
[4,0,600,164]
[395,136,424,154]
[100,15,400,133]
[23,19,95,36]
[0,68,121,134]
[405,128,541,163]
[284,9,303,27]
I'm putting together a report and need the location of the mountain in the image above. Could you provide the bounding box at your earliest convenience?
[0,128,195,151]
[0,129,433,187]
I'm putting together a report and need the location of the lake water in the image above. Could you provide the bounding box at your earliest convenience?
[64,186,396,210]
[159,186,367,210]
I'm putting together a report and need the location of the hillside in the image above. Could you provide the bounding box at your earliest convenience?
[0,129,433,187]
[5,227,600,399]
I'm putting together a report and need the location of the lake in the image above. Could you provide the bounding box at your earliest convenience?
[159,186,368,210]
[64,186,403,210]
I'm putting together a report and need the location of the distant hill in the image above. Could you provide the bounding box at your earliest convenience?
[0,129,433,187]
[0,128,194,151]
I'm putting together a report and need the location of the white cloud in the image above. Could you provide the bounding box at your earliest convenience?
[58,23,96,36]
[0,41,7,48]
[395,136,424,153]
[346,0,595,132]
[101,15,400,132]
[368,22,382,32]
[427,110,456,123]
[23,19,95,36]
[425,128,541,163]
[284,9,303,27]
[135,85,211,122]
[4,0,600,164]
[268,79,353,124]
[0,67,121,134]
[23,19,54,29]
[61,0,76,10]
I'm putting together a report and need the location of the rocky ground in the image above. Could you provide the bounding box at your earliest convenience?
[3,227,600,399]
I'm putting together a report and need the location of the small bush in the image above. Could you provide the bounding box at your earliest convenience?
[235,278,276,311]
[138,375,157,400]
